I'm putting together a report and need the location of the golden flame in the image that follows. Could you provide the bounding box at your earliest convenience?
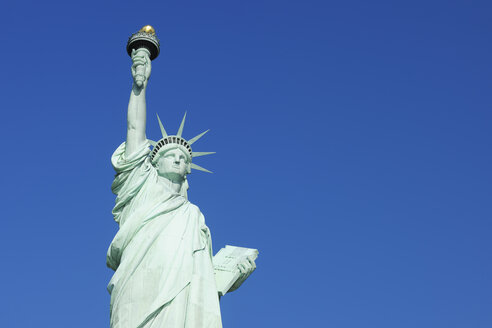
[139,25,156,35]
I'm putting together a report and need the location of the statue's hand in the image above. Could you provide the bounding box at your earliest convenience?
[228,257,256,293]
[131,48,152,89]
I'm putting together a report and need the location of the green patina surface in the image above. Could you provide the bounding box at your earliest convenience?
[107,33,257,328]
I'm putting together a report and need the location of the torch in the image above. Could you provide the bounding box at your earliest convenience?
[127,25,160,87]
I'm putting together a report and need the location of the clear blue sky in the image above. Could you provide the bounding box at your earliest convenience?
[1,1,490,327]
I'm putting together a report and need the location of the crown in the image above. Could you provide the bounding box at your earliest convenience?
[149,112,215,173]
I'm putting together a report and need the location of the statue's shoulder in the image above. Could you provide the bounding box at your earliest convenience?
[184,201,204,217]
[184,202,209,230]
[186,201,201,212]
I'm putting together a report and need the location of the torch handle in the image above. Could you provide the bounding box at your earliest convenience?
[135,64,145,87]
[133,48,150,87]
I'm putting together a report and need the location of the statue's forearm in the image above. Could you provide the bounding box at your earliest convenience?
[126,85,147,156]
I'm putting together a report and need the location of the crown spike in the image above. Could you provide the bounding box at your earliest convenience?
[156,114,168,137]
[148,140,157,146]
[192,151,216,157]
[191,163,213,173]
[177,112,187,137]
[188,129,209,145]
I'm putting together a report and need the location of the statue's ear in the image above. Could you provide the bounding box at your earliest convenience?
[186,163,192,174]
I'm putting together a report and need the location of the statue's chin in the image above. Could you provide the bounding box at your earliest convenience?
[158,171,186,183]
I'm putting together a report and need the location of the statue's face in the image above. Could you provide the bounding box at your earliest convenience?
[156,148,189,181]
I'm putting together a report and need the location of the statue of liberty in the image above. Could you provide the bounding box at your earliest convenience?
[106,26,256,328]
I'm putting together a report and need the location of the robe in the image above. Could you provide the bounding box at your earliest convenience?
[107,141,222,328]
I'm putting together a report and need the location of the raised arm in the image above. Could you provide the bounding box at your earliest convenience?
[126,48,152,156]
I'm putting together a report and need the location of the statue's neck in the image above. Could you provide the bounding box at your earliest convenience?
[158,175,183,194]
